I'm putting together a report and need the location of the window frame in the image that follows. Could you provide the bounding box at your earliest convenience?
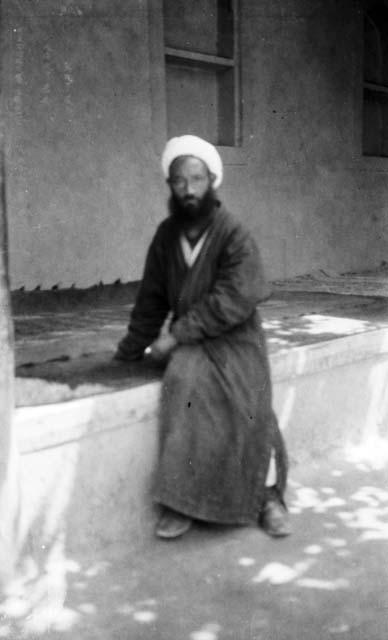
[362,3,388,158]
[162,0,242,149]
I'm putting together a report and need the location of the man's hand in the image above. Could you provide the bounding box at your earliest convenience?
[148,332,177,361]
[146,311,178,361]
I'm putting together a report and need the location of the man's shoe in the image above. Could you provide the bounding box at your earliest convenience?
[155,508,192,539]
[260,498,291,538]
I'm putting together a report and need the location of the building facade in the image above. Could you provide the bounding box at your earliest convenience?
[3,0,388,290]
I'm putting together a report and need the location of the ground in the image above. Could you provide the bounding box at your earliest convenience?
[1,452,387,640]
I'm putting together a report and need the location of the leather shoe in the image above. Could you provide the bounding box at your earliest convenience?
[260,498,291,537]
[155,508,192,539]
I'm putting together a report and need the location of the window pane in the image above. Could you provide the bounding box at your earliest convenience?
[163,0,218,55]
[166,64,219,144]
[364,6,388,86]
[382,29,388,86]
[362,88,388,157]
[217,0,234,58]
[163,1,238,147]
[218,67,236,145]
[381,94,388,156]
[363,6,388,157]
[364,16,382,84]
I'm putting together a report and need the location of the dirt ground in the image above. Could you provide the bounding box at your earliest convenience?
[1,452,387,640]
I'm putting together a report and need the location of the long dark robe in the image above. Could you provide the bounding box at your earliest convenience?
[117,203,287,525]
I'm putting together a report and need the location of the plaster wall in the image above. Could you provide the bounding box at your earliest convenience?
[3,0,388,289]
[234,0,388,279]
[4,0,167,289]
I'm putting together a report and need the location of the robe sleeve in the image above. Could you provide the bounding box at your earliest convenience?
[171,224,269,344]
[115,226,170,361]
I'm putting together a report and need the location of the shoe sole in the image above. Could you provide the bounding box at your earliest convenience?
[267,530,291,538]
[155,521,192,539]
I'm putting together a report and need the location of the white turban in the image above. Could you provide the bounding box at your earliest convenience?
[161,135,223,189]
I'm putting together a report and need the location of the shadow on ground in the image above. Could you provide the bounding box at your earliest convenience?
[1,452,387,640]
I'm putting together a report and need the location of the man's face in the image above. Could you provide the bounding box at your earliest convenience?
[168,156,214,215]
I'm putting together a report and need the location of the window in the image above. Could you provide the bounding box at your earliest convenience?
[363,2,388,156]
[163,0,240,147]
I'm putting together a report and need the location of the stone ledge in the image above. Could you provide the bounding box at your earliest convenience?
[15,382,161,455]
[271,326,388,381]
[14,325,388,456]
[15,324,388,408]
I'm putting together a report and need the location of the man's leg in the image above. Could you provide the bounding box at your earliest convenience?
[260,416,291,537]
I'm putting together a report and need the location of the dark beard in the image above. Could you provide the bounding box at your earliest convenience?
[168,188,218,231]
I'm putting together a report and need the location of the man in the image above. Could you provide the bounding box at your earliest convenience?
[116,134,290,539]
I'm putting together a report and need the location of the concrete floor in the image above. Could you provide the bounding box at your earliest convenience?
[0,453,387,639]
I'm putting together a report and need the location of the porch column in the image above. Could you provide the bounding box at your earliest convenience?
[0,6,17,582]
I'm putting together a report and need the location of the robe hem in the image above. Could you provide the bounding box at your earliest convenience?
[153,493,259,526]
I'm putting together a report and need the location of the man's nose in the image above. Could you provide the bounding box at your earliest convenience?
[186,181,196,196]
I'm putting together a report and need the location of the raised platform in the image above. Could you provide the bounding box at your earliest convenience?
[10,291,388,561]
[14,291,388,402]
